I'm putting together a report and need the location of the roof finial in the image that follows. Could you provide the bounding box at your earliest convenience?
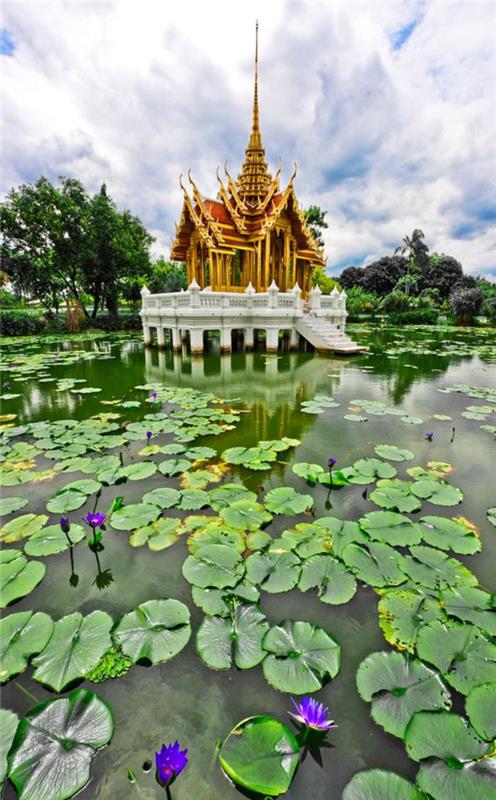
[253,20,259,135]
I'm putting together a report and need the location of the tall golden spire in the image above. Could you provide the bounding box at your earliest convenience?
[236,21,273,203]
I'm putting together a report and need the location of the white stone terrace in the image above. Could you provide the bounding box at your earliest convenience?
[140,280,364,354]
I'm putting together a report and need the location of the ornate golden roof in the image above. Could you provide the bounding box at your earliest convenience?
[235,21,274,204]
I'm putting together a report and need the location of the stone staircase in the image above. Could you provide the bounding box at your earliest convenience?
[296,314,366,354]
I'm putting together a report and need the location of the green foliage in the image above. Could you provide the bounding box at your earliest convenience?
[87,644,132,683]
[0,309,47,336]
[381,289,411,313]
[449,286,485,324]
[420,254,463,300]
[303,204,328,247]
[346,285,380,317]
[389,308,439,325]
[361,256,408,295]
[148,257,187,292]
[310,266,341,293]
[0,289,20,308]
[476,277,496,321]
[1,176,154,318]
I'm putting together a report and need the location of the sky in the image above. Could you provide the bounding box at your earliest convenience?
[2,0,496,279]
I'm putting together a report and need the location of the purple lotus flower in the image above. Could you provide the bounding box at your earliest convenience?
[59,517,70,533]
[155,741,188,786]
[425,432,434,441]
[289,696,337,732]
[328,458,337,468]
[146,430,153,441]
[151,391,158,400]
[83,512,107,528]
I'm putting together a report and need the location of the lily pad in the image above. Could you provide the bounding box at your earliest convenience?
[378,589,443,653]
[356,650,451,738]
[404,711,496,800]
[343,769,426,799]
[374,445,415,462]
[263,487,313,515]
[262,620,341,694]
[158,458,192,476]
[245,551,301,593]
[441,585,496,635]
[292,462,325,483]
[0,611,53,684]
[191,583,260,617]
[113,598,191,664]
[209,483,257,511]
[0,709,18,788]
[416,620,496,694]
[487,507,496,528]
[129,518,182,551]
[196,604,269,670]
[32,610,112,692]
[0,550,45,608]
[402,546,476,591]
[0,497,28,516]
[359,511,423,546]
[370,480,422,513]
[177,488,210,511]
[109,503,161,531]
[141,487,181,509]
[182,544,245,589]
[7,689,113,800]
[466,684,496,741]
[24,524,85,557]
[347,458,397,484]
[0,514,48,544]
[219,715,299,797]
[419,515,481,554]
[119,461,158,481]
[410,479,463,506]
[298,555,357,604]
[220,500,272,531]
[342,542,406,588]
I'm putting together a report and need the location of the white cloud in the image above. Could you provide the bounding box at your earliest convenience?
[2,0,495,278]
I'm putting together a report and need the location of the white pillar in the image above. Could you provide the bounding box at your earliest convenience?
[171,327,181,351]
[143,324,152,346]
[245,327,254,351]
[221,328,231,353]
[266,328,279,352]
[290,328,300,350]
[190,328,204,355]
[156,327,165,349]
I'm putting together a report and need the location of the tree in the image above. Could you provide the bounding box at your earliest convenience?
[338,266,365,290]
[1,176,90,312]
[304,205,328,247]
[419,254,463,300]
[310,266,341,294]
[380,290,411,313]
[346,285,380,317]
[476,277,496,321]
[449,287,484,325]
[360,255,408,296]
[395,229,429,296]
[148,258,187,293]
[83,184,154,317]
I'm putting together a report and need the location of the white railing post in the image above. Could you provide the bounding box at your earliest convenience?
[188,278,200,308]
[291,282,302,311]
[268,280,279,309]
[245,281,255,311]
[308,284,322,312]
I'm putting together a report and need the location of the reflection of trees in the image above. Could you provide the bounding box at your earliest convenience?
[352,326,491,404]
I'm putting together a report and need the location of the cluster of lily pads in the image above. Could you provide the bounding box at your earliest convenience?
[1,358,496,798]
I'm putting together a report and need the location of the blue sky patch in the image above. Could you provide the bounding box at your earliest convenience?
[392,19,418,50]
[0,28,15,56]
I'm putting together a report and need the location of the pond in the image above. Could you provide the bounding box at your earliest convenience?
[1,325,495,800]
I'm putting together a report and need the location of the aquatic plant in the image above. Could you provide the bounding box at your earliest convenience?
[155,740,188,786]
[288,696,337,732]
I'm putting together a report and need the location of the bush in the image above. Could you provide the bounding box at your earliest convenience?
[0,309,47,336]
[388,307,439,325]
[86,313,142,331]
[346,286,380,319]
[449,287,484,325]
[380,290,410,313]
[0,289,21,308]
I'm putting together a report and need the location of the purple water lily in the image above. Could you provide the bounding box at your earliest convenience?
[289,696,337,732]
[151,390,158,400]
[83,512,107,528]
[146,430,153,441]
[425,431,434,441]
[59,517,70,533]
[155,741,188,786]
[328,458,337,468]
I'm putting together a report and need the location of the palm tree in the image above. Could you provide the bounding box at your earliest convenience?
[395,229,429,296]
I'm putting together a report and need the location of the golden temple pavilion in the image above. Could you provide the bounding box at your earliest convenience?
[170,24,325,296]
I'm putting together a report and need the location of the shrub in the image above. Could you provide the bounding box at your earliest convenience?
[449,287,484,325]
[0,289,21,308]
[388,308,439,325]
[0,309,47,336]
[346,286,380,318]
[86,313,142,331]
[380,290,410,313]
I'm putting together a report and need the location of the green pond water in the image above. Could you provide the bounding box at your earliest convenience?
[1,325,495,800]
